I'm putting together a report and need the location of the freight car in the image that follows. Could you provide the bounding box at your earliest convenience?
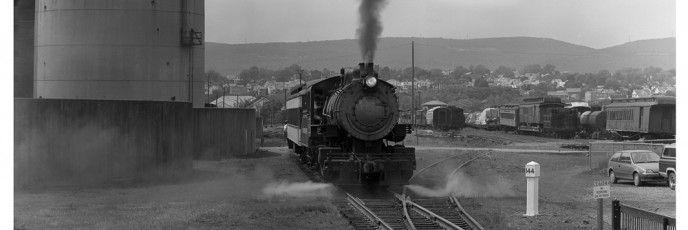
[426,106,465,131]
[476,108,500,130]
[603,96,675,139]
[498,104,519,132]
[517,96,579,138]
[465,112,480,128]
[285,62,415,186]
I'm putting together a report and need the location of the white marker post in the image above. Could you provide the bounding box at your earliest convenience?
[525,161,540,216]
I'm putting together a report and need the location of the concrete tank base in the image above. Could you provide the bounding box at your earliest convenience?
[14,99,193,190]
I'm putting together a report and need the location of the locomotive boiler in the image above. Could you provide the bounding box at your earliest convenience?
[285,63,415,186]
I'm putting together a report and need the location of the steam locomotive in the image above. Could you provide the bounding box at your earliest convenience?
[285,63,415,186]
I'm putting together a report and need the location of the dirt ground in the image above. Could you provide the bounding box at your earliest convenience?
[409,144,675,229]
[14,148,351,229]
[15,128,675,229]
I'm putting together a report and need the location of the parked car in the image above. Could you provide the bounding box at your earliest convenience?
[608,150,663,186]
[659,144,676,190]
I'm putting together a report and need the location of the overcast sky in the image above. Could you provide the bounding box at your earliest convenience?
[205,0,675,49]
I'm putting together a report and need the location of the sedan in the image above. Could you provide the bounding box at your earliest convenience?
[608,150,664,186]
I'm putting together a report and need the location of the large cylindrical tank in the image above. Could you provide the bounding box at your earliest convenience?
[35,0,205,107]
[580,111,607,130]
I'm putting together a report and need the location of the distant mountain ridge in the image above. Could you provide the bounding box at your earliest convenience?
[205,37,675,75]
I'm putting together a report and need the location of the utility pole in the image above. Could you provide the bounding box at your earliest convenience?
[298,70,304,85]
[411,41,415,128]
[418,91,422,109]
[222,85,226,108]
[207,78,210,105]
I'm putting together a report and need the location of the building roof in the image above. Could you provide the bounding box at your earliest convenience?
[421,100,448,106]
[566,88,582,93]
[605,96,675,108]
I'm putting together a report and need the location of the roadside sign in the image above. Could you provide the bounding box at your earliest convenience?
[593,181,610,199]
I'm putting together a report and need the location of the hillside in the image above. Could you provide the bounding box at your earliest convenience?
[205,37,675,75]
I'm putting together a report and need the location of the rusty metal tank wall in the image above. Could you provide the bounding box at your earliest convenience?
[35,0,205,107]
[14,99,194,190]
[14,0,35,98]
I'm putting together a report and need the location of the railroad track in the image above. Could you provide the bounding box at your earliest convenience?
[290,146,486,229]
[340,190,483,230]
[337,151,489,229]
[471,132,548,144]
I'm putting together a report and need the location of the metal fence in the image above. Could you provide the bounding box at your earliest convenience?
[612,200,676,230]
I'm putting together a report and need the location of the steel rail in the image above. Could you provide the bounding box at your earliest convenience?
[409,152,469,181]
[345,193,394,230]
[450,151,492,175]
[393,192,418,230]
[449,194,485,230]
[403,198,464,230]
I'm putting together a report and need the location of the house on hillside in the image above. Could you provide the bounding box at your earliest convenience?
[252,85,268,96]
[632,89,652,98]
[551,79,566,88]
[264,80,286,94]
[211,95,256,108]
[229,86,249,95]
[566,88,582,101]
[386,79,401,87]
[547,90,568,101]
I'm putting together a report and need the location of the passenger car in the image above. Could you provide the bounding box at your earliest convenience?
[608,150,663,186]
[659,144,676,190]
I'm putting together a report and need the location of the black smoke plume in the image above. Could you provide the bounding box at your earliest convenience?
[357,0,388,63]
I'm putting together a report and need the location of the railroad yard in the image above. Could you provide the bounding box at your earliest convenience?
[14,126,674,229]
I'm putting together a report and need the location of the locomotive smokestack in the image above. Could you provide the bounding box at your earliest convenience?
[357,0,388,63]
[366,62,374,76]
[359,63,366,76]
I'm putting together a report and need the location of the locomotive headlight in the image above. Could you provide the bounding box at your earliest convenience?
[364,76,377,87]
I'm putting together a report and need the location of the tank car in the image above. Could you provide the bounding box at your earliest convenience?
[285,62,415,186]
[579,111,614,139]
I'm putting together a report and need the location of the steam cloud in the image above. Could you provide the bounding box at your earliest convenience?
[262,181,334,198]
[357,0,388,62]
[406,171,516,198]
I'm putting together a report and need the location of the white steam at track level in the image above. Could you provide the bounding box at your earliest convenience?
[262,181,334,198]
[357,0,388,63]
[406,171,516,198]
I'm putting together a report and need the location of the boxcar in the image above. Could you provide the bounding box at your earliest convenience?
[498,104,519,132]
[603,96,675,139]
[518,96,578,138]
[426,106,465,130]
